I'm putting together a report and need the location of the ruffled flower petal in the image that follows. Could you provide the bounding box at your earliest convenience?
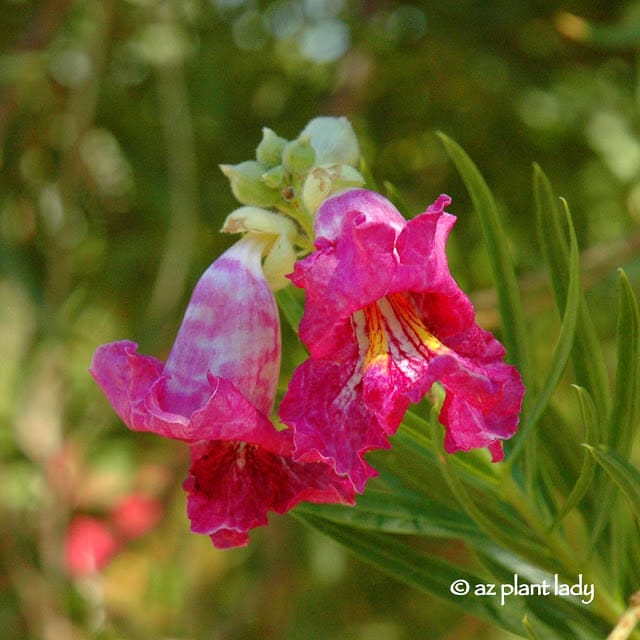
[185,433,354,548]
[90,340,171,433]
[281,189,524,490]
[91,236,353,548]
[279,325,392,493]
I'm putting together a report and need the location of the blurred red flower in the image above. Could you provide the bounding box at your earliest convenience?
[110,493,163,540]
[65,516,120,577]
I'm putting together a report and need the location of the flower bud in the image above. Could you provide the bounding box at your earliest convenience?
[220,161,282,207]
[256,128,288,167]
[221,205,298,240]
[221,206,299,291]
[301,116,360,167]
[261,165,285,189]
[302,164,365,215]
[262,232,298,291]
[282,135,316,175]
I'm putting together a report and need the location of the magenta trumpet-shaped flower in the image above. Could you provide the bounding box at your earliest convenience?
[90,236,354,549]
[279,189,525,493]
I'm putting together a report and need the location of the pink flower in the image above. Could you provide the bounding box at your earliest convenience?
[65,516,120,577]
[90,236,354,549]
[279,189,525,492]
[110,493,163,540]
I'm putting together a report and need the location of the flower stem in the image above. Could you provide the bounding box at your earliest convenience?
[607,592,640,640]
[277,200,315,251]
[147,14,199,323]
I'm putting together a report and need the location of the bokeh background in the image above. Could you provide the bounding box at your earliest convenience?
[2,1,640,638]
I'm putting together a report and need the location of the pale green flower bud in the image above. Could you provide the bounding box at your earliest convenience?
[262,232,298,291]
[302,164,365,215]
[256,128,287,167]
[221,206,298,291]
[220,161,281,207]
[301,116,360,167]
[282,135,316,175]
[261,165,286,189]
[221,206,297,239]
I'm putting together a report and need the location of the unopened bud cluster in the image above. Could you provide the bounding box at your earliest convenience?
[221,117,364,220]
[219,116,365,290]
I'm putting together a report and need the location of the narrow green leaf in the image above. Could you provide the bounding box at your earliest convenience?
[398,416,502,492]
[427,419,554,569]
[294,513,528,636]
[533,165,571,299]
[374,412,504,504]
[586,444,640,523]
[608,269,640,455]
[298,513,609,638]
[523,616,544,640]
[479,551,607,639]
[508,198,580,464]
[368,440,454,505]
[551,386,598,529]
[536,408,583,495]
[383,180,412,218]
[437,132,529,378]
[590,271,640,547]
[359,155,379,191]
[608,504,640,603]
[385,422,540,545]
[368,436,535,552]
[275,285,304,334]
[296,489,608,638]
[532,164,611,419]
[368,433,543,568]
[296,489,484,541]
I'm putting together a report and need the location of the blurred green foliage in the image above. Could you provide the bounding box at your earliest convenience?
[1,1,640,639]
